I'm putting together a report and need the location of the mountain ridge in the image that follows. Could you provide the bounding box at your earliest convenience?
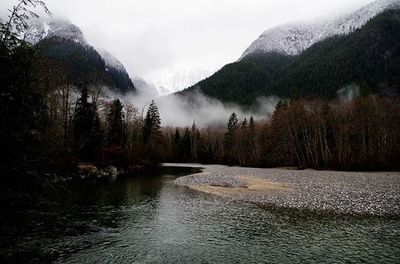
[180,8,400,105]
[25,17,137,94]
[241,0,400,58]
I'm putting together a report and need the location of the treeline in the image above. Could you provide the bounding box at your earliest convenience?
[163,96,400,171]
[67,89,165,167]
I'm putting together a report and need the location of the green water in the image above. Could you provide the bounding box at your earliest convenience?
[1,166,399,263]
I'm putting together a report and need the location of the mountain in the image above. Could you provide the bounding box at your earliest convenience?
[24,17,86,45]
[180,0,400,105]
[180,53,292,105]
[25,18,136,94]
[132,76,159,99]
[241,0,400,58]
[269,10,400,98]
[97,49,160,98]
[96,49,137,94]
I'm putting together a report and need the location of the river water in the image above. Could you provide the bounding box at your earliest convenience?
[1,165,399,263]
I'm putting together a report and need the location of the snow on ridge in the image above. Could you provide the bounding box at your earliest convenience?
[97,49,126,72]
[24,16,158,95]
[241,0,400,59]
[25,17,127,73]
[24,17,87,45]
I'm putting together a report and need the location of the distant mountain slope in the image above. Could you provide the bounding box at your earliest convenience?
[97,49,137,94]
[241,0,400,58]
[180,53,292,105]
[180,8,400,105]
[271,10,400,98]
[26,18,136,94]
[132,76,159,99]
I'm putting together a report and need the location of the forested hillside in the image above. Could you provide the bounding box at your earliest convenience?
[37,37,136,94]
[180,53,292,105]
[180,10,400,105]
[273,10,400,98]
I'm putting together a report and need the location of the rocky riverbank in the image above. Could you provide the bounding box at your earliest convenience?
[173,164,400,216]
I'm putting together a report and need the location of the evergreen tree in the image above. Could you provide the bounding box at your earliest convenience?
[248,116,257,164]
[242,118,248,129]
[143,101,161,144]
[224,113,239,164]
[142,100,163,163]
[173,128,181,161]
[197,135,213,164]
[249,116,255,130]
[72,86,101,160]
[0,42,50,187]
[191,121,199,160]
[106,99,126,147]
[0,0,53,196]
[181,128,192,161]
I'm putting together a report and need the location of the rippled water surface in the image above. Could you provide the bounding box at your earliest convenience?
[1,166,399,263]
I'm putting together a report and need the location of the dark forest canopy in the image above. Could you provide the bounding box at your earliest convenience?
[180,10,400,105]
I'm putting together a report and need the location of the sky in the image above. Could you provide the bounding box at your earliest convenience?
[1,0,374,94]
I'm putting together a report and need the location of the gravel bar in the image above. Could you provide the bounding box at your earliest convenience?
[169,164,400,216]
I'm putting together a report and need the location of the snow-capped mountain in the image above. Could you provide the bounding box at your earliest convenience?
[26,18,131,73]
[241,0,400,58]
[24,17,151,94]
[24,17,87,46]
[25,18,127,72]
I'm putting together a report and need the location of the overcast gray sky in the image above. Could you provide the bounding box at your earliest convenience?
[1,0,373,93]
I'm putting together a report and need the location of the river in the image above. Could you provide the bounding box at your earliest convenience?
[1,165,399,263]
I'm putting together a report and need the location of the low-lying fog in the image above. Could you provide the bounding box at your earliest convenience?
[100,82,362,128]
[103,88,280,128]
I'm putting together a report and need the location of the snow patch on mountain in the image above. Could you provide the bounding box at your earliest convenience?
[241,0,400,58]
[25,17,130,75]
[96,50,159,98]
[97,49,126,72]
[24,16,159,97]
[24,17,87,45]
